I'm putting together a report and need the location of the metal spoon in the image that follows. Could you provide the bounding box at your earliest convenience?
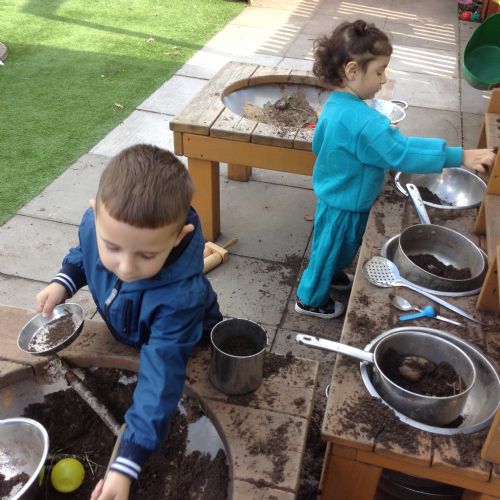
[389,294,464,327]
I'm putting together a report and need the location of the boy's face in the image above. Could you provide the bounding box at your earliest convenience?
[345,55,390,100]
[91,200,193,283]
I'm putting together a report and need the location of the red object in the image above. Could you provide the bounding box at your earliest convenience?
[460,10,472,20]
[304,123,316,129]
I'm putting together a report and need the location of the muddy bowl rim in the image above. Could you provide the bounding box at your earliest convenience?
[17,303,84,356]
[0,417,49,500]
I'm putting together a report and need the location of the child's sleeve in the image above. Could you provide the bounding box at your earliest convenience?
[110,299,203,481]
[356,115,463,173]
[51,211,90,296]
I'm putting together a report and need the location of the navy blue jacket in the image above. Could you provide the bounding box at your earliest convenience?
[53,207,222,480]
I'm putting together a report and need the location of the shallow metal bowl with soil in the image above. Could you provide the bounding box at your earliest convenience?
[17,303,84,355]
[395,168,486,210]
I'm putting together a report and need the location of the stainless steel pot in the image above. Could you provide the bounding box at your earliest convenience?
[297,330,476,426]
[393,184,486,292]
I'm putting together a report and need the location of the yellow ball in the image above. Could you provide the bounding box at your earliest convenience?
[50,458,85,493]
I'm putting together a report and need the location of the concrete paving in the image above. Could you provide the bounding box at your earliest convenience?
[0,0,491,464]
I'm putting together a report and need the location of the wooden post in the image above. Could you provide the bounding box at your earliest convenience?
[227,164,252,181]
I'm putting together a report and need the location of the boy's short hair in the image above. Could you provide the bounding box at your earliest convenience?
[313,19,392,87]
[96,144,194,229]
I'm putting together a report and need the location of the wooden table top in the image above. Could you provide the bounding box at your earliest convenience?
[321,179,500,489]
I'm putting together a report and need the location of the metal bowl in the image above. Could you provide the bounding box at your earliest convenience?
[0,417,49,499]
[395,168,486,210]
[17,303,84,356]
[360,326,500,435]
[365,99,407,124]
[381,235,487,296]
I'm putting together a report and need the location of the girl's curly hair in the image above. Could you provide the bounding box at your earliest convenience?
[313,19,392,86]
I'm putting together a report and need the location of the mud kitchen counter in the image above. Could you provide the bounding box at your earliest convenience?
[0,305,319,499]
[319,182,500,500]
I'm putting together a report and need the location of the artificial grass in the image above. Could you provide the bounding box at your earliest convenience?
[0,0,245,223]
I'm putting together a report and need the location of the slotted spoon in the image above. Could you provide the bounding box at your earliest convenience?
[363,256,485,325]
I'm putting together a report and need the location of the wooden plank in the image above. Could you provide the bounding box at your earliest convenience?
[248,65,292,84]
[482,409,500,464]
[357,449,500,496]
[293,126,314,151]
[492,464,500,486]
[461,492,500,500]
[487,89,500,114]
[182,133,314,175]
[210,107,257,143]
[172,130,184,156]
[188,157,220,241]
[432,433,492,483]
[484,112,500,150]
[169,61,258,135]
[476,257,499,313]
[320,446,382,500]
[374,428,432,467]
[251,122,298,148]
[484,195,500,257]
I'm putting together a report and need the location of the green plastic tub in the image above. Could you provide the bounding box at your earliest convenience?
[462,13,500,90]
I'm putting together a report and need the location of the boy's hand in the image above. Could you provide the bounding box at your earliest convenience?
[35,283,68,317]
[90,472,132,500]
[462,148,496,173]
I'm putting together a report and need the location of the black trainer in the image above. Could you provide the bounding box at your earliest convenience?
[330,272,354,291]
[294,298,345,319]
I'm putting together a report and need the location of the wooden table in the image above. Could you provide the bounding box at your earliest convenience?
[169,61,324,241]
[320,182,500,500]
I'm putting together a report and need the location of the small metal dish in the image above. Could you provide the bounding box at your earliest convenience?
[365,99,407,124]
[360,326,500,435]
[17,303,84,356]
[381,235,487,297]
[395,168,486,210]
[0,417,49,499]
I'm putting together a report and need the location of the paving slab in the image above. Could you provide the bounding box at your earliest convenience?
[90,110,177,158]
[18,153,108,225]
[389,44,458,79]
[283,33,316,60]
[384,19,457,51]
[460,78,490,115]
[397,106,462,146]
[218,178,315,261]
[391,70,460,112]
[277,57,313,72]
[207,254,295,327]
[138,75,209,116]
[462,112,485,149]
[229,6,308,30]
[176,48,283,80]
[0,216,78,283]
[0,274,96,319]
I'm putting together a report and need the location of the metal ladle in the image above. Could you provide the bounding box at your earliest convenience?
[389,294,464,327]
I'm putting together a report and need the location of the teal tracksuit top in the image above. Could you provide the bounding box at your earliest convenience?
[297,91,463,307]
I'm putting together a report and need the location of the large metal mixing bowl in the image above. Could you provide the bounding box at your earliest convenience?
[0,417,49,499]
[360,326,500,435]
[395,168,486,210]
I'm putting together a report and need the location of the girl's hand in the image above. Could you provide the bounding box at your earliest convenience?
[35,283,68,317]
[90,472,131,500]
[462,148,496,173]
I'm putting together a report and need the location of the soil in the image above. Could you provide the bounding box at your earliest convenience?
[379,347,465,397]
[242,90,318,128]
[408,253,472,280]
[22,368,228,500]
[0,472,30,499]
[216,333,261,356]
[28,314,76,352]
[416,186,450,205]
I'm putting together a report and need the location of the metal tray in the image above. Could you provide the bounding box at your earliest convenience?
[360,326,500,435]
[381,235,487,297]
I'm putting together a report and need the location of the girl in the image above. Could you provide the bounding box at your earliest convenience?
[295,20,496,319]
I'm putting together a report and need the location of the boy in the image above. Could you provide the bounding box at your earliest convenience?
[35,144,223,499]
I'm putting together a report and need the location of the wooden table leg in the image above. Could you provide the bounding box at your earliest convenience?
[320,444,382,500]
[227,163,252,181]
[188,158,220,241]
